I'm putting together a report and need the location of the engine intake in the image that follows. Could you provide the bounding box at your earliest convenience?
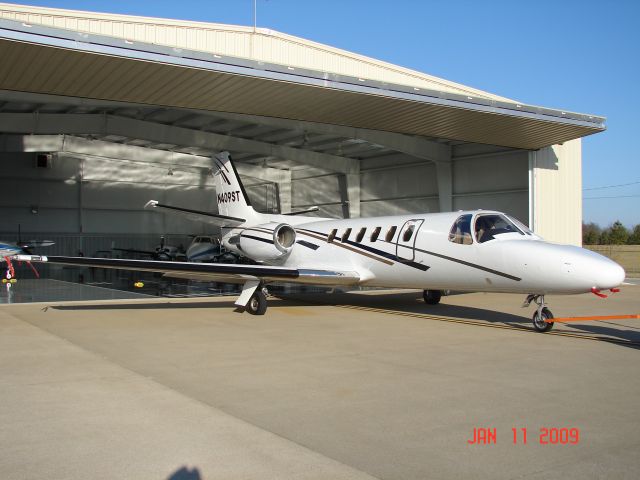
[238,223,297,262]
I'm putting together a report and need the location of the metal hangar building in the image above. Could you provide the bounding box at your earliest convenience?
[0,2,604,253]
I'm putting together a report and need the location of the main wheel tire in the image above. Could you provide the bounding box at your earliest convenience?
[423,289,442,305]
[532,307,554,332]
[246,290,267,315]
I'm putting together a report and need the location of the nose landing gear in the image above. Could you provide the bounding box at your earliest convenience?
[523,294,554,332]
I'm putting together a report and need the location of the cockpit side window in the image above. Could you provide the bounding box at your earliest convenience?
[474,214,524,243]
[449,214,473,245]
[402,224,415,242]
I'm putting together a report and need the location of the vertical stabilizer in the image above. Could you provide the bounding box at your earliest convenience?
[212,152,261,222]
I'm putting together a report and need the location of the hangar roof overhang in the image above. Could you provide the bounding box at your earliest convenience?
[0,18,605,151]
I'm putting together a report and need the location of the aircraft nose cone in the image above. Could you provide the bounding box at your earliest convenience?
[596,258,626,289]
[562,246,626,292]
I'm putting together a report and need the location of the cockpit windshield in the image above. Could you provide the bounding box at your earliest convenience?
[449,214,473,245]
[474,214,524,243]
[506,215,534,236]
[194,237,213,244]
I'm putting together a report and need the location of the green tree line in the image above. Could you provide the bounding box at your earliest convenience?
[583,221,640,245]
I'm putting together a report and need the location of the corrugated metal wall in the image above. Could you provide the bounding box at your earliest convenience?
[0,3,511,101]
[360,155,439,217]
[530,138,582,246]
[451,145,529,224]
[2,144,582,247]
[0,150,279,251]
[0,151,216,235]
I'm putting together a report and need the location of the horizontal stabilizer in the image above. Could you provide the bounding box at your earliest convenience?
[284,206,319,216]
[18,240,55,248]
[145,200,245,227]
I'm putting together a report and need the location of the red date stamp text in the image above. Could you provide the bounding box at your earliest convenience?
[467,427,580,445]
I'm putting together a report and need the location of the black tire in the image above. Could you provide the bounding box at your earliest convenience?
[246,290,267,315]
[532,307,554,332]
[423,289,442,305]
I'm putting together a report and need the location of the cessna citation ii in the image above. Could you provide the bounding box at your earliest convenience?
[24,152,625,332]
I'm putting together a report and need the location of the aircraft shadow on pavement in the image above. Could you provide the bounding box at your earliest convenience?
[280,291,640,348]
[282,291,529,324]
[48,291,529,325]
[49,298,302,311]
[562,323,640,345]
[49,291,640,348]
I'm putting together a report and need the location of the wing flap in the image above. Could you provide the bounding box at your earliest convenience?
[35,256,361,285]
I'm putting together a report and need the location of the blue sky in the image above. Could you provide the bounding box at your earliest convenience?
[10,0,640,227]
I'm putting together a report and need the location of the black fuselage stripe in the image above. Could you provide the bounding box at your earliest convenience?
[298,228,328,238]
[299,228,519,281]
[342,239,430,272]
[410,245,521,281]
[297,240,319,250]
[241,234,274,245]
[229,158,253,207]
[297,230,393,265]
[299,229,429,271]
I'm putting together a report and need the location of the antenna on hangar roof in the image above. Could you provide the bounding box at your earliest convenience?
[253,0,257,32]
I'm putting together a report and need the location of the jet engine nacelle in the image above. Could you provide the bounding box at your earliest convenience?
[238,223,296,262]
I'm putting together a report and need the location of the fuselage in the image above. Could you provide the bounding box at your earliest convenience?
[186,236,222,262]
[222,210,625,295]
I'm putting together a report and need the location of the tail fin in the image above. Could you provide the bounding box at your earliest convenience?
[212,152,261,223]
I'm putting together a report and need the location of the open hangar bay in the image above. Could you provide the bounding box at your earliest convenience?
[0,2,603,255]
[1,3,639,480]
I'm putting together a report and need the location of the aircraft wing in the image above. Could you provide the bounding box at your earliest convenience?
[34,256,361,285]
[145,200,245,227]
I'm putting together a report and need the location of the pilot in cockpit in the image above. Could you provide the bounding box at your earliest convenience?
[475,216,495,243]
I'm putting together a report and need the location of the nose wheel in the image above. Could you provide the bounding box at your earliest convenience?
[524,294,554,332]
[532,306,554,332]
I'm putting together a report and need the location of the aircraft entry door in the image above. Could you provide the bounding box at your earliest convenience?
[396,219,424,262]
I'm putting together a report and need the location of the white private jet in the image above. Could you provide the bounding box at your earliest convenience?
[24,152,625,332]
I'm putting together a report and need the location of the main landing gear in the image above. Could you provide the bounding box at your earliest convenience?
[523,294,554,332]
[235,280,268,315]
[423,289,442,305]
[246,288,268,315]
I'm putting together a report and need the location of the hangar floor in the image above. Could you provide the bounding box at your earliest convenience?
[1,285,639,480]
